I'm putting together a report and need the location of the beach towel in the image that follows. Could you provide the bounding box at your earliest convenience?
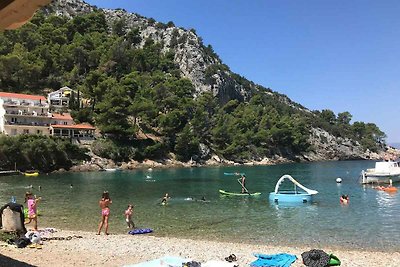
[123,256,189,267]
[250,253,297,267]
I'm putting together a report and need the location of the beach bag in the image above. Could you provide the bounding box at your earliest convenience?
[1,205,25,232]
[302,249,330,267]
[14,237,31,248]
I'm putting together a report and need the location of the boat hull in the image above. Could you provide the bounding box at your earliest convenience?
[360,161,400,184]
[361,174,400,184]
[219,190,261,196]
[269,191,313,203]
[360,167,400,184]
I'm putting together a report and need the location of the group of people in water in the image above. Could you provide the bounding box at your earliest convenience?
[22,185,204,235]
[29,172,398,235]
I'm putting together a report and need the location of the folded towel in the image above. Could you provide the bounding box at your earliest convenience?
[251,253,297,267]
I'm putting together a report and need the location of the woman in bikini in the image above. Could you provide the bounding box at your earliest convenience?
[97,191,112,235]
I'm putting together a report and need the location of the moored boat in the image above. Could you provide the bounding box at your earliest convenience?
[360,161,400,184]
[24,171,39,177]
[104,168,118,172]
[269,175,318,203]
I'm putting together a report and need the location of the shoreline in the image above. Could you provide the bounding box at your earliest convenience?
[1,229,400,266]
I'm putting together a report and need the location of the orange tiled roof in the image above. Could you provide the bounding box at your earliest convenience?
[51,123,96,130]
[0,92,46,101]
[52,113,73,120]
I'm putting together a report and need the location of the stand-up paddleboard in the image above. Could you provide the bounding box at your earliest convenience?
[223,172,245,176]
[219,189,261,196]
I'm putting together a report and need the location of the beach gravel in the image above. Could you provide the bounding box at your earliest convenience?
[0,229,399,266]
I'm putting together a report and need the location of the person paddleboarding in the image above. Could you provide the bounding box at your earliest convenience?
[240,174,246,193]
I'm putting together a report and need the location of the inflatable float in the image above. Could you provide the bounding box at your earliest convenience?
[375,186,398,193]
[128,228,153,235]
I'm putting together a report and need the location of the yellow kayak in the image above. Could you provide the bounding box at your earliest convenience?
[24,172,39,177]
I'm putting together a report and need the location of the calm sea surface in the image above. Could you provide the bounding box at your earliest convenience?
[1,160,399,251]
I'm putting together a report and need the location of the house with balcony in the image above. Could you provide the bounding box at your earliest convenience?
[0,92,51,136]
[0,92,95,139]
[48,86,76,111]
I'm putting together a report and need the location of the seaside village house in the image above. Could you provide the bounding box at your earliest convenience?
[48,86,75,112]
[0,90,95,141]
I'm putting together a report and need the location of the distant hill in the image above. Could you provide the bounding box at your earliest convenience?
[0,0,388,164]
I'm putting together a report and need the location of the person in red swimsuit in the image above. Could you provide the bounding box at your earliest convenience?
[97,191,112,235]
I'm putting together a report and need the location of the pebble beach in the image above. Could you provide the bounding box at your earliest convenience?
[1,229,400,267]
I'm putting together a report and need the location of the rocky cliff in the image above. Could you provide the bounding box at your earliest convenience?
[41,0,391,163]
[43,0,295,105]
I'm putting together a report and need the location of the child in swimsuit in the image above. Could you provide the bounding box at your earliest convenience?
[24,192,41,231]
[97,191,112,235]
[161,193,170,205]
[340,194,349,205]
[124,204,134,229]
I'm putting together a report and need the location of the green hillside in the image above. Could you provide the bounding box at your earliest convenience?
[0,11,386,166]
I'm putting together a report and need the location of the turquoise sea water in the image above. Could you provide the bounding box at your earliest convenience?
[1,160,399,251]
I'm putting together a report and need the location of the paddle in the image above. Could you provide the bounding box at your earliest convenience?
[237,178,251,195]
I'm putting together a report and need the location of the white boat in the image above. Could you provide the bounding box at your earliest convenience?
[104,168,120,172]
[360,161,400,184]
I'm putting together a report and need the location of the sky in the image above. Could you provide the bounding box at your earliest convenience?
[86,0,400,143]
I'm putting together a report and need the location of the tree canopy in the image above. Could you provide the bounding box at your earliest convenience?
[0,11,387,164]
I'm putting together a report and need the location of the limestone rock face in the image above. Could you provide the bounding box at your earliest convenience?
[303,128,367,161]
[43,0,273,105]
[42,0,94,17]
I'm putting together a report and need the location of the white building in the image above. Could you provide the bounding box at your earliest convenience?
[0,92,50,136]
[0,92,95,139]
[47,86,76,111]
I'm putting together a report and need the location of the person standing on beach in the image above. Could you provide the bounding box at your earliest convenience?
[97,191,112,235]
[24,192,41,231]
[124,204,134,229]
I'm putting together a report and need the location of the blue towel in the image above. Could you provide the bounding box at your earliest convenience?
[250,253,297,267]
